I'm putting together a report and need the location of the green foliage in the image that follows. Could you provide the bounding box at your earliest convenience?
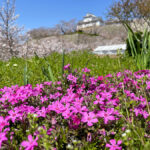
[125,23,150,70]
[42,57,56,82]
[0,50,135,88]
[126,31,143,56]
[23,62,29,85]
[61,49,65,78]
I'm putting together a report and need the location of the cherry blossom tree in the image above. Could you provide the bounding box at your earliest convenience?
[0,0,24,59]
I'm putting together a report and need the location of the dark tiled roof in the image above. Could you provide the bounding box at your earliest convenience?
[84,15,96,19]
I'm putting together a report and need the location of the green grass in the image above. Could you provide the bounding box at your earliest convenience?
[0,50,136,88]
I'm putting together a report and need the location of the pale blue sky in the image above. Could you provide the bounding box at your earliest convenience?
[14,0,115,31]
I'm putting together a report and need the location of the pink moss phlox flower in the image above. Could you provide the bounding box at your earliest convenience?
[97,109,115,124]
[0,132,8,149]
[94,95,105,105]
[69,115,81,129]
[81,83,85,89]
[116,72,122,78]
[139,96,146,103]
[81,112,98,126]
[133,108,149,119]
[57,87,62,91]
[43,81,52,86]
[67,87,74,93]
[32,84,43,96]
[141,110,149,119]
[82,68,91,73]
[40,96,48,103]
[21,135,38,150]
[71,105,88,114]
[8,109,20,123]
[90,77,97,85]
[82,74,86,81]
[146,81,150,90]
[47,128,53,135]
[101,91,112,100]
[57,81,61,85]
[74,97,84,105]
[110,88,118,93]
[0,92,11,103]
[54,92,62,99]
[35,84,43,90]
[37,107,47,118]
[0,116,9,132]
[67,74,77,83]
[106,98,119,107]
[72,115,81,126]
[64,64,71,70]
[62,109,72,119]
[134,108,142,117]
[48,101,65,114]
[147,73,150,78]
[106,139,122,150]
[62,93,77,103]
[49,94,55,99]
[105,74,113,78]
[99,129,106,136]
[97,76,103,81]
[77,88,83,94]
[51,117,57,125]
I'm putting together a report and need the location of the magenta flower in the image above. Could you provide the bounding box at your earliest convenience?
[133,108,141,116]
[141,110,149,119]
[93,95,105,105]
[106,139,122,150]
[81,112,98,126]
[90,77,97,85]
[8,109,20,123]
[97,76,103,81]
[40,96,48,103]
[67,74,77,83]
[97,110,115,124]
[82,68,91,73]
[72,115,81,126]
[48,101,65,114]
[101,91,112,100]
[116,72,122,78]
[21,135,38,150]
[0,132,8,149]
[0,92,11,103]
[62,109,72,119]
[64,64,71,70]
[0,116,9,132]
[146,81,150,90]
[71,105,88,114]
[37,107,47,118]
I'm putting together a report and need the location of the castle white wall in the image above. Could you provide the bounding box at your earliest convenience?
[83,18,92,22]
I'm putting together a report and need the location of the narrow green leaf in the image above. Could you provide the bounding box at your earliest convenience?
[23,62,28,85]
[47,63,55,82]
[61,49,65,78]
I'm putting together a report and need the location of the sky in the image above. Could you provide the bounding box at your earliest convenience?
[14,0,115,31]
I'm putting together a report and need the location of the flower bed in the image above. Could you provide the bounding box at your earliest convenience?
[0,65,150,149]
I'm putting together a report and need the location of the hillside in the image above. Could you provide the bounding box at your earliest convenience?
[0,24,127,60]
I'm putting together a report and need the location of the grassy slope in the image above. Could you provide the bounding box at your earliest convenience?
[0,50,135,88]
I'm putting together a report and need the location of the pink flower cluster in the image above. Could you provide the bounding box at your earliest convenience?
[0,67,150,149]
